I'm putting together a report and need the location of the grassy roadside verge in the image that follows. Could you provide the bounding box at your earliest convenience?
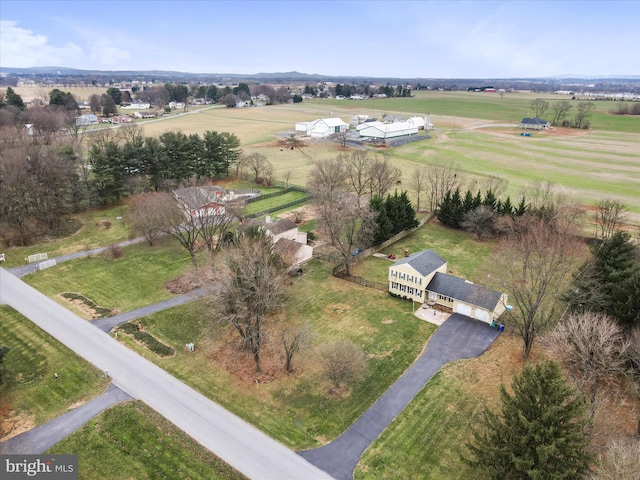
[48,401,247,480]
[0,305,106,437]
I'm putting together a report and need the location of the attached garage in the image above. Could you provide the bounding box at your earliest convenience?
[474,309,491,323]
[426,272,507,325]
[455,303,472,316]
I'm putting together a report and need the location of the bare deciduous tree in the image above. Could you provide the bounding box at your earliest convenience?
[319,339,367,389]
[282,322,315,373]
[426,160,461,212]
[481,176,508,197]
[409,166,427,212]
[551,100,572,126]
[594,198,626,240]
[497,214,582,359]
[341,150,373,209]
[244,153,269,182]
[590,437,640,480]
[545,312,630,412]
[529,98,550,119]
[573,101,594,129]
[210,229,286,372]
[154,191,202,266]
[368,154,401,199]
[308,158,349,245]
[461,205,497,239]
[130,193,164,246]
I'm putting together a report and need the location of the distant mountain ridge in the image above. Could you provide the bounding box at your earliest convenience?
[1,66,638,82]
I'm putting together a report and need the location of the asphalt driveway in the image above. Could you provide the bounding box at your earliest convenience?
[0,383,132,454]
[298,313,500,480]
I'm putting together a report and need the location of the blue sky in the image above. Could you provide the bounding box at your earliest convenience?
[1,0,639,78]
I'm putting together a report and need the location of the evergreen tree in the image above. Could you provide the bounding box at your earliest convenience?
[473,190,483,210]
[369,195,392,244]
[501,196,514,216]
[571,231,640,329]
[483,188,497,211]
[515,196,528,216]
[462,189,475,213]
[4,86,25,110]
[465,361,592,479]
[396,190,418,231]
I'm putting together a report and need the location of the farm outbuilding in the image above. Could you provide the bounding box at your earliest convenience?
[294,118,348,138]
[358,121,418,139]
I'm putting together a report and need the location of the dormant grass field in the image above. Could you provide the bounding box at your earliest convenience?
[136,91,640,222]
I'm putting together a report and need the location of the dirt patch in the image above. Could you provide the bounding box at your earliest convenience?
[0,408,36,442]
[164,267,210,294]
[205,329,289,386]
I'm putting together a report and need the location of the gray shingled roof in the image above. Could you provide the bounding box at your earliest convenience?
[393,249,446,277]
[240,218,297,235]
[520,117,549,125]
[427,272,502,310]
[173,186,224,210]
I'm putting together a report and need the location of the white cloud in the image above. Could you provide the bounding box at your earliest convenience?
[0,20,82,67]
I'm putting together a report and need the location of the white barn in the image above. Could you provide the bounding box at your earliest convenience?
[294,118,348,138]
[358,121,418,139]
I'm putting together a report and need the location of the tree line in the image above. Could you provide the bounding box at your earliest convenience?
[88,127,241,204]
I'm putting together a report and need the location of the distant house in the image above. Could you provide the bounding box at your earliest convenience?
[75,114,99,126]
[519,117,550,130]
[294,118,348,138]
[240,217,312,265]
[134,111,157,119]
[173,186,227,218]
[121,102,151,110]
[389,249,507,324]
[109,115,132,124]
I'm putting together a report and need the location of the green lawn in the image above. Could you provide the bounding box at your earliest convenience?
[355,372,481,480]
[352,220,496,286]
[0,305,106,428]
[115,260,435,449]
[1,204,132,268]
[243,190,309,216]
[48,402,246,480]
[23,238,194,317]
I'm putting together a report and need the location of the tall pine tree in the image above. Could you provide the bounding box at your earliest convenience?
[465,361,592,479]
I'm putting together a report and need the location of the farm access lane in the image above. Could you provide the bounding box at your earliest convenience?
[0,268,333,480]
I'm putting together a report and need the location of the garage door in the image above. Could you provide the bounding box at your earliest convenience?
[455,303,472,317]
[474,309,491,323]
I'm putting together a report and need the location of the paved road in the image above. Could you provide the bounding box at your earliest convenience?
[0,383,132,454]
[298,314,499,480]
[91,287,209,332]
[0,268,332,480]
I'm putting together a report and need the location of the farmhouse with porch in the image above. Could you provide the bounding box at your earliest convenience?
[388,249,507,324]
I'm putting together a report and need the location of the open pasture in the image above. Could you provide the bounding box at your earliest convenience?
[137,91,639,223]
[9,84,109,104]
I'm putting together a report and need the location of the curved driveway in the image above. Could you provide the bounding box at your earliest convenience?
[298,314,499,480]
[0,268,331,480]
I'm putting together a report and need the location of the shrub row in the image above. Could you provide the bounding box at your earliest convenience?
[118,322,175,357]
